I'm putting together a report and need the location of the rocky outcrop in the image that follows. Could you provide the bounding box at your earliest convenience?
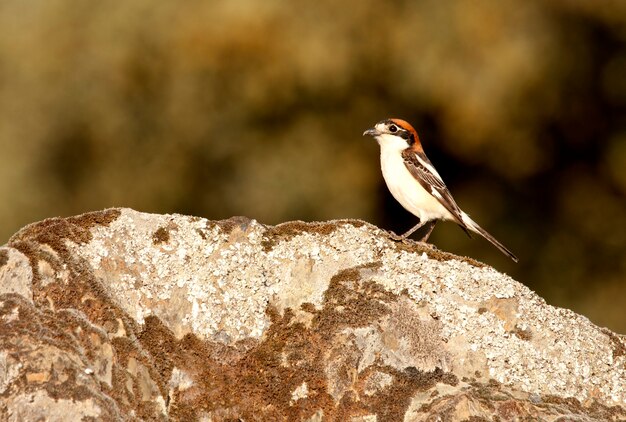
[1,208,625,421]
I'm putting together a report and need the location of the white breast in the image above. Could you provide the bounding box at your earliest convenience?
[379,145,453,222]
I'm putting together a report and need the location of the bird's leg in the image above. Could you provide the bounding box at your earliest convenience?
[419,221,437,242]
[397,220,427,240]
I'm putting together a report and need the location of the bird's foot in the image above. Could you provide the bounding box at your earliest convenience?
[418,241,438,250]
[388,231,407,242]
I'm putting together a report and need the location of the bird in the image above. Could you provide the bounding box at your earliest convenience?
[363,118,518,262]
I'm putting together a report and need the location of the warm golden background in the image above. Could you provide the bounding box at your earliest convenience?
[1,1,625,331]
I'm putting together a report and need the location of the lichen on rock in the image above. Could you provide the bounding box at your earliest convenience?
[0,208,624,421]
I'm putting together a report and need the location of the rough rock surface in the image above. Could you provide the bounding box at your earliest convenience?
[1,208,625,421]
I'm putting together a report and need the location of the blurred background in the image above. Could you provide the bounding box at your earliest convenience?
[0,0,625,331]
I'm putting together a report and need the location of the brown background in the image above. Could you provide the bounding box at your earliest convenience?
[0,0,625,331]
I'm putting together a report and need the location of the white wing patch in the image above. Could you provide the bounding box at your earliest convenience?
[414,152,444,183]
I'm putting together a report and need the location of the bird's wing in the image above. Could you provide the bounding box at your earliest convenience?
[401,149,470,231]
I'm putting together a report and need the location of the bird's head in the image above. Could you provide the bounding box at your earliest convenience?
[363,118,422,152]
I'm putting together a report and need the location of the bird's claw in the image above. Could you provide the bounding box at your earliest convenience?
[418,241,437,250]
[388,230,438,249]
[388,231,407,242]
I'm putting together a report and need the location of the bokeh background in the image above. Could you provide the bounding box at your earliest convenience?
[1,0,625,331]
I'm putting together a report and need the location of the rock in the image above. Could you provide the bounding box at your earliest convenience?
[0,208,624,421]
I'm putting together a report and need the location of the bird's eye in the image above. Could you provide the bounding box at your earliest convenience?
[389,124,398,133]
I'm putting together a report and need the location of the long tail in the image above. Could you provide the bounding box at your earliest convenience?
[460,212,518,262]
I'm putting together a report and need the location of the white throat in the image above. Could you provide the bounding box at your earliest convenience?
[376,133,409,153]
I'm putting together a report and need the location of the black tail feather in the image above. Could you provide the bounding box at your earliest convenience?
[460,214,518,262]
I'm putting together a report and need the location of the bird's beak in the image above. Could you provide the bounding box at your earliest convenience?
[363,127,379,137]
